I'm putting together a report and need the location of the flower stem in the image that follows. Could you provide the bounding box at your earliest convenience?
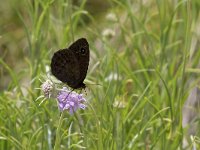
[53,112,64,150]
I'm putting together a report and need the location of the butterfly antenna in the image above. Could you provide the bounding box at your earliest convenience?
[86,83,103,87]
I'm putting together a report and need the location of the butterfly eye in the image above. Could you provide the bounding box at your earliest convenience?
[80,47,86,55]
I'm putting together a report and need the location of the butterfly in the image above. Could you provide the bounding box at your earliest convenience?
[51,38,89,89]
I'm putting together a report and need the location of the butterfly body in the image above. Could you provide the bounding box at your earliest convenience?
[51,38,89,89]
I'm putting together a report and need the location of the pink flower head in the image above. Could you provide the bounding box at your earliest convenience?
[57,87,86,114]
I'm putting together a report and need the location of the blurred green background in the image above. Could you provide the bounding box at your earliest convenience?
[0,0,200,149]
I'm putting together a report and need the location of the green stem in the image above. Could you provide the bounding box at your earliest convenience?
[54,112,64,150]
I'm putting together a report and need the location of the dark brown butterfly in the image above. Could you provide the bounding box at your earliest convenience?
[51,38,89,89]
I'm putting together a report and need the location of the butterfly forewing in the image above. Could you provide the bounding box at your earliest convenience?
[68,38,89,88]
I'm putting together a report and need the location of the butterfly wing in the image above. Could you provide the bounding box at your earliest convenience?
[68,38,89,88]
[51,48,80,88]
[51,38,89,89]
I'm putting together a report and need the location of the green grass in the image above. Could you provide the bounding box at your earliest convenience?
[0,0,200,149]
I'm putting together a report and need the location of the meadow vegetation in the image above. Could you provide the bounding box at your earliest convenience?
[0,0,200,149]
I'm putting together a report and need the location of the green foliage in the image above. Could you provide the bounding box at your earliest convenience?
[0,0,200,149]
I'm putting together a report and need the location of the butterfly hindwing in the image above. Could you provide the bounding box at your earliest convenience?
[51,48,80,87]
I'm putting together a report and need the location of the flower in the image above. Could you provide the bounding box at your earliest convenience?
[102,28,116,38]
[57,87,87,114]
[105,72,122,82]
[41,80,53,98]
[106,13,117,22]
